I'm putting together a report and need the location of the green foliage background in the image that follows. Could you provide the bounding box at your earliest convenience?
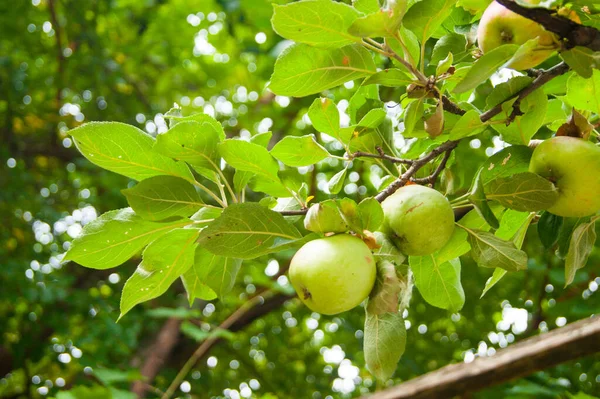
[1,0,599,398]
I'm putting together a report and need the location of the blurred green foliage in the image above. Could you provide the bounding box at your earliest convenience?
[1,0,599,398]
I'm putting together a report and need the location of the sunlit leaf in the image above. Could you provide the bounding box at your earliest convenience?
[270,43,376,97]
[120,228,199,317]
[122,176,205,221]
[69,122,194,183]
[65,208,191,269]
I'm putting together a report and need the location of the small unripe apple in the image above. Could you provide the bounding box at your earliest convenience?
[529,136,600,217]
[381,185,455,256]
[477,0,557,70]
[289,234,376,315]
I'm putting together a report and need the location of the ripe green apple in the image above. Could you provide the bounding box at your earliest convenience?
[381,185,455,256]
[477,0,557,70]
[529,136,600,217]
[289,234,376,315]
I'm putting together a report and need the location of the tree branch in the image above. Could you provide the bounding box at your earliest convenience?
[495,0,600,51]
[352,147,413,165]
[362,316,600,399]
[479,62,570,123]
[161,291,291,399]
[375,140,459,202]
[131,318,183,398]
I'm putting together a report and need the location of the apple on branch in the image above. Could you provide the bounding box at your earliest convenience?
[288,234,376,315]
[380,185,455,256]
[529,136,600,217]
[477,0,577,70]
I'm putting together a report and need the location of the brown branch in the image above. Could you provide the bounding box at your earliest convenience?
[362,316,600,399]
[479,62,570,123]
[161,291,292,399]
[351,148,413,165]
[131,318,183,398]
[495,0,600,51]
[441,95,466,116]
[411,149,453,186]
[375,140,459,202]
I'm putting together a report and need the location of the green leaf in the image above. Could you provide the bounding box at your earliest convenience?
[198,203,302,259]
[163,112,225,140]
[448,109,485,140]
[485,76,532,109]
[368,260,402,314]
[492,88,548,145]
[538,211,564,249]
[565,216,599,287]
[348,84,381,125]
[358,109,387,128]
[373,231,407,265]
[453,44,519,93]
[362,68,414,87]
[566,69,600,114]
[403,0,457,45]
[269,43,376,97]
[481,145,532,185]
[154,120,222,182]
[308,97,340,139]
[403,98,424,137]
[232,133,272,192]
[481,210,534,296]
[249,175,293,197]
[460,226,528,272]
[485,172,559,212]
[348,0,407,38]
[468,168,500,229]
[358,197,384,232]
[353,0,380,13]
[328,167,348,194]
[65,208,190,269]
[182,246,242,302]
[436,52,453,76]
[431,32,468,65]
[364,309,406,381]
[271,1,361,49]
[219,139,280,179]
[69,122,193,183]
[411,256,465,312]
[270,135,330,167]
[122,176,205,221]
[120,229,199,317]
[181,272,218,304]
[561,47,600,79]
[557,217,588,260]
[481,268,507,298]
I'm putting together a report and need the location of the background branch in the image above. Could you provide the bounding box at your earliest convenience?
[362,316,600,399]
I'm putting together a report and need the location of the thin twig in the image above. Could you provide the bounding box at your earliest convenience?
[375,140,459,202]
[162,291,278,398]
[412,149,453,186]
[351,150,413,165]
[479,62,570,123]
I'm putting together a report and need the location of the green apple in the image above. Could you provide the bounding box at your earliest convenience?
[477,0,557,70]
[289,234,376,315]
[529,136,600,217]
[381,185,455,256]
